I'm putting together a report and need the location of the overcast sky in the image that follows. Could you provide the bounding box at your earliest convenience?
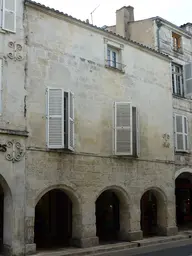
[37,0,192,27]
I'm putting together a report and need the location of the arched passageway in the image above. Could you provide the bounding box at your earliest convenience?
[140,190,157,237]
[140,189,167,237]
[34,189,72,249]
[96,190,120,243]
[175,172,192,229]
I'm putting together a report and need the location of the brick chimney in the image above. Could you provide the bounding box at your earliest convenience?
[116,6,134,38]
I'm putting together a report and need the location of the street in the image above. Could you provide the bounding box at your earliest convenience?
[95,239,192,256]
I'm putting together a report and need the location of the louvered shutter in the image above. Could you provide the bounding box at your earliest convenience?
[47,88,64,149]
[184,62,192,97]
[67,91,74,151]
[136,108,140,157]
[0,59,2,113]
[114,102,132,155]
[175,114,188,152]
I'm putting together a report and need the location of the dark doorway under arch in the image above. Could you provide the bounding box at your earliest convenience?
[140,190,158,237]
[0,185,3,253]
[175,172,192,229]
[34,189,72,249]
[96,190,120,243]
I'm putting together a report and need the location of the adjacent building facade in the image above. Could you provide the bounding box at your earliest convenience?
[107,6,192,230]
[0,1,192,255]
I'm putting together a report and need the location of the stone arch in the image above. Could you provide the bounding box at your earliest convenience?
[175,168,192,179]
[33,184,82,249]
[0,174,13,252]
[95,185,131,242]
[140,186,168,236]
[175,168,192,228]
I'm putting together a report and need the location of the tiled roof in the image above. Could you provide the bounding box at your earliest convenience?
[24,0,170,60]
[180,22,192,28]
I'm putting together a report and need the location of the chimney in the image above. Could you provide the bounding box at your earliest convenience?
[180,23,192,35]
[116,6,134,38]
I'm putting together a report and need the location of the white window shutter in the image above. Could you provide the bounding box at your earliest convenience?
[175,114,188,152]
[0,59,2,113]
[2,0,16,33]
[67,91,74,151]
[114,102,132,155]
[184,62,192,97]
[136,109,140,157]
[46,88,64,149]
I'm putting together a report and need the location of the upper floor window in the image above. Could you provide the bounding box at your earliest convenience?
[1,0,16,33]
[46,88,74,151]
[172,63,184,97]
[107,46,122,70]
[172,32,182,52]
[113,102,140,157]
[174,114,189,152]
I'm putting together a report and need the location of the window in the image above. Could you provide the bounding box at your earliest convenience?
[113,102,140,156]
[172,63,184,97]
[174,114,189,152]
[0,59,2,113]
[46,88,74,151]
[1,0,16,33]
[106,46,122,70]
[184,62,192,97]
[172,32,182,52]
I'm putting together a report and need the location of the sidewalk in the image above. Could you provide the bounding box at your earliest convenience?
[34,233,192,256]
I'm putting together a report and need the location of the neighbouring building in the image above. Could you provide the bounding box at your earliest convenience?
[1,1,192,256]
[106,6,192,231]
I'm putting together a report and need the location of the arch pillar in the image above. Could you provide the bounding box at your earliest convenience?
[71,201,99,248]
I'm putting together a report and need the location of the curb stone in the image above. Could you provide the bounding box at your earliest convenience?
[34,234,192,256]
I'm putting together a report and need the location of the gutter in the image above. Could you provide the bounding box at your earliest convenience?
[155,19,162,52]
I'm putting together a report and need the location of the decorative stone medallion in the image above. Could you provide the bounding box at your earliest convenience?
[5,140,24,163]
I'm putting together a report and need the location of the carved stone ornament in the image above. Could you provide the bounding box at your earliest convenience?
[5,140,24,163]
[162,133,170,148]
[7,41,23,61]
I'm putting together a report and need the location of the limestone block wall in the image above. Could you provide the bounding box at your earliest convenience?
[23,4,178,252]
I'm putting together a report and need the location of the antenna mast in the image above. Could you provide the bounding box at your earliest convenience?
[90,4,100,25]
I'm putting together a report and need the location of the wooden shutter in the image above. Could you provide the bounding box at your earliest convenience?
[67,91,74,151]
[175,114,188,152]
[184,62,192,97]
[0,59,2,113]
[114,102,132,155]
[46,88,64,149]
[2,0,16,32]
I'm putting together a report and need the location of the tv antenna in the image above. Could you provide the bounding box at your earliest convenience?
[90,4,100,25]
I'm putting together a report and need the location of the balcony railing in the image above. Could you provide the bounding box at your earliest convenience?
[105,60,126,71]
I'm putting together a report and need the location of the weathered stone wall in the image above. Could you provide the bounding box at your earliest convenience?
[23,4,178,253]
[0,0,26,255]
[127,19,156,49]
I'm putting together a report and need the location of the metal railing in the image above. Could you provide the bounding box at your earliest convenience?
[105,60,126,71]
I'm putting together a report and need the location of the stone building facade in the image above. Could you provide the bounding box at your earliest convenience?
[1,1,191,256]
[23,1,178,255]
[106,4,192,237]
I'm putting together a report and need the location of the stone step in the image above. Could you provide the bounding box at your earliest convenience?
[34,234,191,256]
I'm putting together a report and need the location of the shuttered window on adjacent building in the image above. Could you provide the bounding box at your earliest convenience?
[114,102,140,156]
[174,114,189,152]
[2,0,16,33]
[46,88,74,151]
[184,62,192,97]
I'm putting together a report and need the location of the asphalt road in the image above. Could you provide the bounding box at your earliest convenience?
[95,239,192,256]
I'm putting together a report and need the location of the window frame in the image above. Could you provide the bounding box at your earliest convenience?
[174,114,189,153]
[172,63,184,97]
[172,32,182,52]
[46,88,74,151]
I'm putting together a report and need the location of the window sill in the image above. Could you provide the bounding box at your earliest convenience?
[105,65,125,74]
[175,150,190,155]
[172,48,184,55]
[173,94,185,99]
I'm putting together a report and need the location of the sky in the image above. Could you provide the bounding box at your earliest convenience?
[37,0,192,27]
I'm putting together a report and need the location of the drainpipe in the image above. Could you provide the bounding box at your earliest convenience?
[155,19,162,52]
